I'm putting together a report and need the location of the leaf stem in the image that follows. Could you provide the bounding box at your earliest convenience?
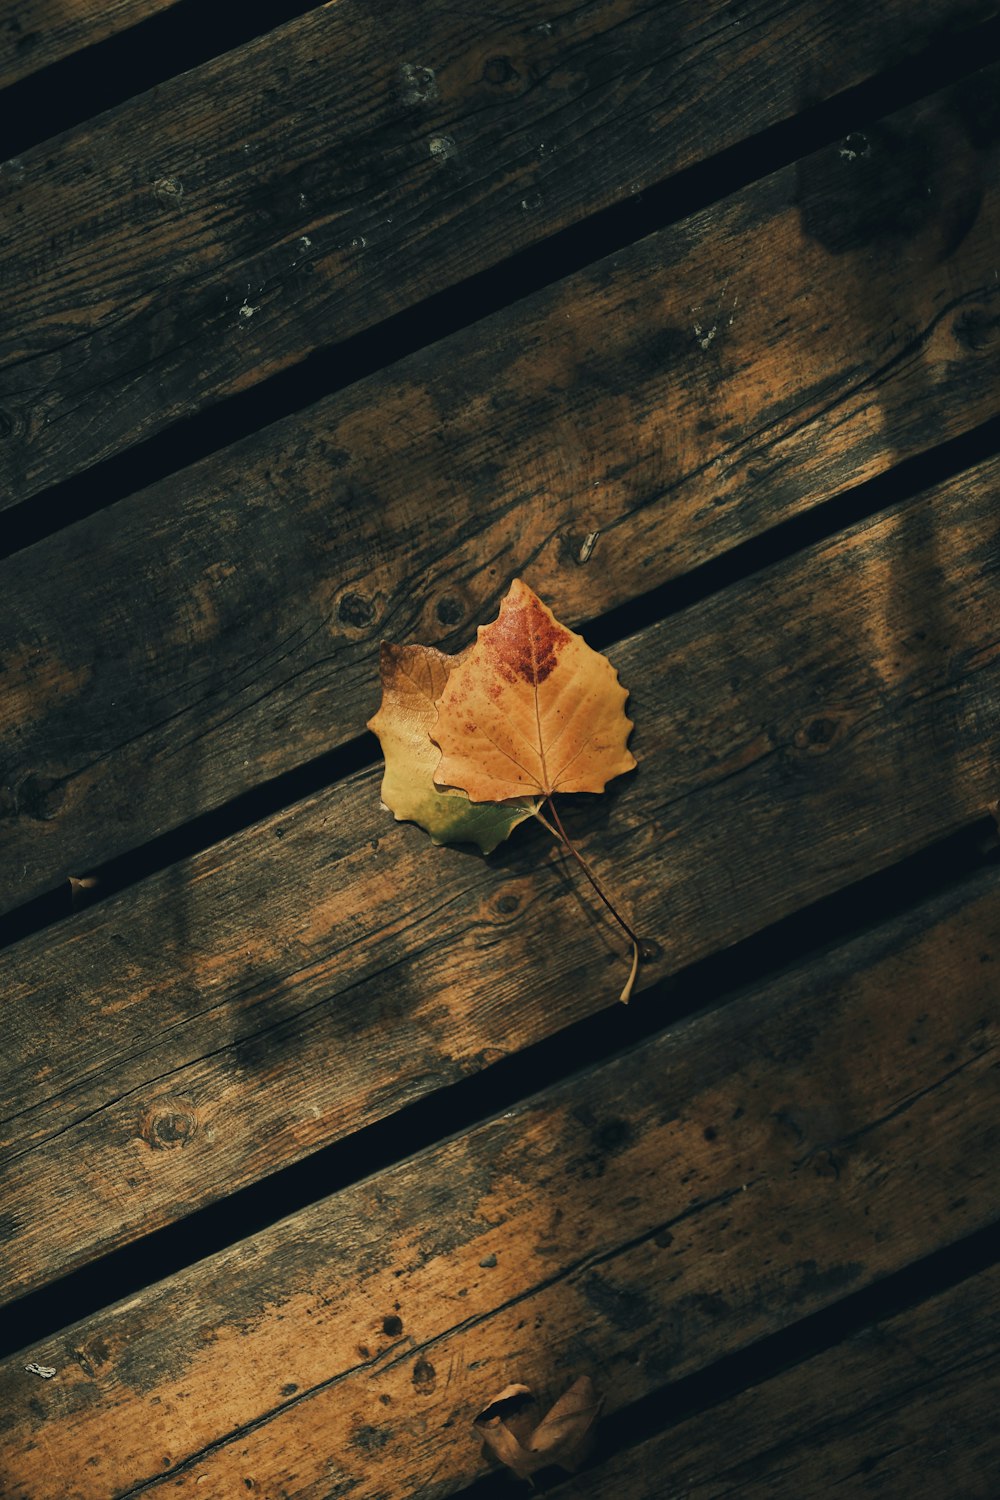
[535,798,641,1004]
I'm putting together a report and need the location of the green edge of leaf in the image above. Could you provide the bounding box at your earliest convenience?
[392,784,536,855]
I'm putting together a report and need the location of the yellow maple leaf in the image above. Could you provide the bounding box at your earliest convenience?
[431,579,636,802]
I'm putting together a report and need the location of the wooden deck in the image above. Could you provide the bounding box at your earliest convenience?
[2,2,999,1495]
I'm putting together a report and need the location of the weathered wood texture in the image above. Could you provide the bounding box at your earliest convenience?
[1,865,996,1498]
[0,0,179,90]
[3,68,999,915]
[2,460,998,1299]
[1,0,993,505]
[559,1262,1000,1498]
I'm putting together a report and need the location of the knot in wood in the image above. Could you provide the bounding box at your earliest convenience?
[952,304,998,355]
[14,771,65,821]
[435,594,464,626]
[482,55,518,86]
[793,716,840,753]
[337,592,375,629]
[139,1093,199,1150]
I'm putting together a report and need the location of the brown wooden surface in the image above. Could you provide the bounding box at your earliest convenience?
[3,458,998,1301]
[558,1262,1000,1498]
[1,863,996,1498]
[4,8,999,1497]
[1,0,992,507]
[3,64,1000,915]
[0,0,180,90]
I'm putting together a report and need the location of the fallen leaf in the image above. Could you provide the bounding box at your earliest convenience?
[68,875,100,911]
[478,1382,535,1415]
[368,582,648,1001]
[367,642,537,854]
[432,579,636,802]
[475,1375,602,1481]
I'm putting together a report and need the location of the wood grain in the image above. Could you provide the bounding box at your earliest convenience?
[0,864,997,1498]
[0,0,992,505]
[0,0,180,90]
[3,66,1000,913]
[559,1262,1000,1498]
[2,460,998,1300]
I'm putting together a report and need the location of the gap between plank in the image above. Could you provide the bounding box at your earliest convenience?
[584,414,1000,654]
[0,832,996,1357]
[4,15,1000,561]
[1,412,998,956]
[0,0,337,157]
[452,1217,1000,1499]
[5,5,998,170]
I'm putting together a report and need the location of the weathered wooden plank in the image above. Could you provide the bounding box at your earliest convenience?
[0,0,180,90]
[559,1262,1000,1498]
[0,865,997,1498]
[0,0,992,505]
[3,67,999,915]
[1,459,998,1299]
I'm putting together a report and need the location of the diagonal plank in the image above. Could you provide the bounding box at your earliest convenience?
[1,458,998,1300]
[559,1261,1000,1498]
[0,0,991,506]
[3,65,999,914]
[0,0,181,91]
[0,864,997,1498]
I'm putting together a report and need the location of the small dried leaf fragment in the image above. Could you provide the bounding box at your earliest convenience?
[68,874,100,911]
[433,579,636,802]
[367,642,537,853]
[475,1375,602,1480]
